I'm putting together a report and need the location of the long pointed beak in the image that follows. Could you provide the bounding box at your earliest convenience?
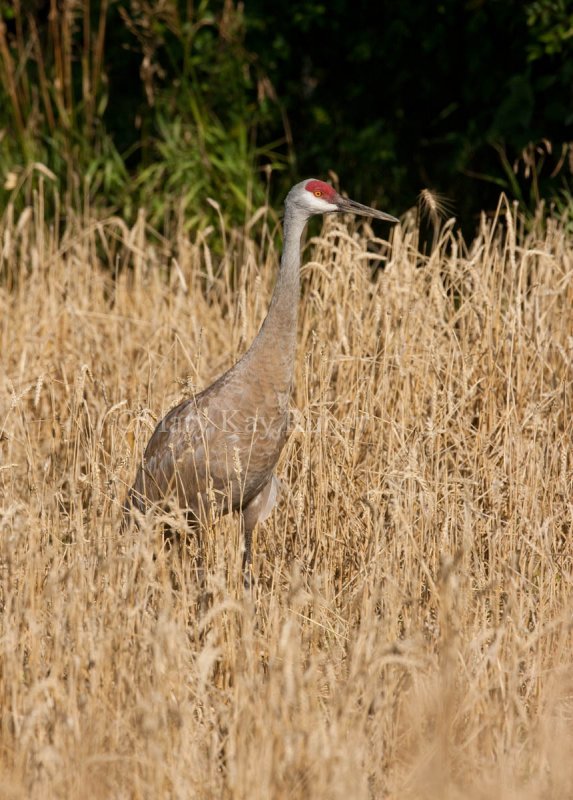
[337,196,399,224]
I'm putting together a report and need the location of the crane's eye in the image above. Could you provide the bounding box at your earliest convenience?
[314,190,323,197]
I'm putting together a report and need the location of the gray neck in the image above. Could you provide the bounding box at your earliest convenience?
[243,203,308,380]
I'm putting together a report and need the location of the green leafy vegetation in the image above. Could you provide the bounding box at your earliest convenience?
[0,1,286,230]
[0,0,572,233]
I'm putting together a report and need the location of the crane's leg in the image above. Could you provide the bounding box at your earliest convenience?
[242,525,254,591]
[241,474,280,590]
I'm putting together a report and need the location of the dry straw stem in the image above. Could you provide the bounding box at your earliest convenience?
[0,190,572,799]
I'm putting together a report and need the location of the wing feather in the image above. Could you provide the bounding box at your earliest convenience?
[129,365,289,518]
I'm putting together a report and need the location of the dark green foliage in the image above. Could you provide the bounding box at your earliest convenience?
[0,0,285,229]
[246,0,573,228]
[0,0,572,234]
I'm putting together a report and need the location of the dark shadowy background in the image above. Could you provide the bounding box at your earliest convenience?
[1,0,572,233]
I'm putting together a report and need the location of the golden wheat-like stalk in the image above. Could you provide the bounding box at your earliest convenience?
[0,191,571,799]
[418,187,453,223]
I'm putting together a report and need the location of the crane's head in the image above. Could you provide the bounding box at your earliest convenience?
[286,179,399,224]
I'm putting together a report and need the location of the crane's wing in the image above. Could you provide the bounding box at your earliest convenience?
[126,364,290,522]
[128,390,283,517]
[129,395,229,515]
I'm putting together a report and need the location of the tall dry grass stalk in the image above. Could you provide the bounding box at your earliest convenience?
[0,191,572,799]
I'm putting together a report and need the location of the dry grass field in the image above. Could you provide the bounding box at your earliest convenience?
[1,189,572,799]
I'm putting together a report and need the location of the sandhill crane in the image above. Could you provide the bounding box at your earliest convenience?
[125,178,398,586]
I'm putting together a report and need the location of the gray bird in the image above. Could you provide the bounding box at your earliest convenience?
[125,178,398,586]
